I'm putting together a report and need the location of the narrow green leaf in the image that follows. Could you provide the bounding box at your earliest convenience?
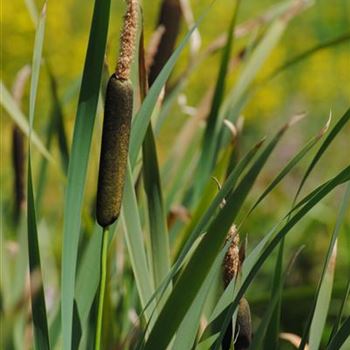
[60,0,111,348]
[173,246,228,350]
[47,67,70,173]
[27,156,51,350]
[300,183,350,350]
[27,3,50,349]
[327,317,350,350]
[309,241,338,349]
[296,108,350,200]
[35,106,57,210]
[143,125,171,289]
[24,0,39,25]
[75,226,103,330]
[329,278,350,342]
[121,161,155,322]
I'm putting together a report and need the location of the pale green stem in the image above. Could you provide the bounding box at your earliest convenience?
[95,226,109,350]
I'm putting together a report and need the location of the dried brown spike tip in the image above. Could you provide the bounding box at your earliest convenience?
[223,225,240,287]
[115,0,138,80]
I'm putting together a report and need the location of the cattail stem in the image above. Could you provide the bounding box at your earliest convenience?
[95,227,109,350]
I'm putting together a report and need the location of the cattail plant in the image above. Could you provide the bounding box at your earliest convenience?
[95,0,138,349]
[222,225,252,350]
[96,0,138,228]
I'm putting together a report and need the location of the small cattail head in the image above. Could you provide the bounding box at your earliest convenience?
[223,225,240,287]
[115,0,138,80]
[235,297,252,350]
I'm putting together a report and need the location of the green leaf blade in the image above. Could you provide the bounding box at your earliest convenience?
[60,0,111,348]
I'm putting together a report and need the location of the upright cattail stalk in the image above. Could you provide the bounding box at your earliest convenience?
[95,3,138,349]
[96,0,138,228]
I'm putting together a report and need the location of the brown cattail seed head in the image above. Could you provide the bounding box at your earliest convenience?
[96,76,133,227]
[235,298,252,350]
[223,225,240,287]
[115,0,138,80]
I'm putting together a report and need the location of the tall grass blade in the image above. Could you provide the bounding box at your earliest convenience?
[47,67,70,173]
[27,157,51,350]
[301,183,350,349]
[329,278,350,343]
[140,32,171,290]
[121,161,155,321]
[27,3,50,348]
[60,0,111,348]
[327,316,350,350]
[173,246,228,350]
[296,108,350,200]
[75,226,103,340]
[143,126,171,289]
[309,241,337,349]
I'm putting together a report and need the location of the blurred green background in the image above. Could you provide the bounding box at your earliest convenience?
[2,0,350,343]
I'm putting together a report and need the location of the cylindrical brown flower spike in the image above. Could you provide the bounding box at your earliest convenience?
[222,225,252,350]
[148,0,182,86]
[96,0,138,227]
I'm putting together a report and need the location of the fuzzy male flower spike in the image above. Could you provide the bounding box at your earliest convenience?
[115,0,138,81]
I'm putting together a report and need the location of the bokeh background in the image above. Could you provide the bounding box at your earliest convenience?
[2,0,350,344]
